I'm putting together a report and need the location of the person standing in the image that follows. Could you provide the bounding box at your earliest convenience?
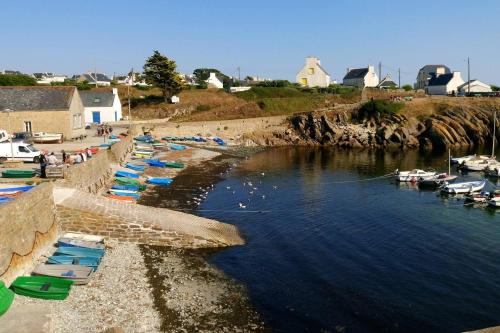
[39,152,47,178]
[61,150,67,163]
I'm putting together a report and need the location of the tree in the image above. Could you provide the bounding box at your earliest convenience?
[402,84,413,92]
[0,74,36,86]
[143,50,183,102]
[192,68,232,89]
[491,84,500,92]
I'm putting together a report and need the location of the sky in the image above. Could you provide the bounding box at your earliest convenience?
[1,0,499,85]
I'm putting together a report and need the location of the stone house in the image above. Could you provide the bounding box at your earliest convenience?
[296,57,331,87]
[0,86,86,140]
[458,80,492,94]
[426,72,465,95]
[206,72,224,89]
[77,73,112,86]
[343,66,379,89]
[414,64,451,90]
[80,88,122,124]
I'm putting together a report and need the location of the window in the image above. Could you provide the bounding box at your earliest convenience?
[27,145,38,152]
[308,68,315,75]
[24,121,32,133]
[18,146,29,153]
[94,98,100,103]
[73,114,82,129]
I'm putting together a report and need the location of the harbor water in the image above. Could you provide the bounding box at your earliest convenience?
[152,147,500,332]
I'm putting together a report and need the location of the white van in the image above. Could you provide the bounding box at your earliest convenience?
[0,142,41,163]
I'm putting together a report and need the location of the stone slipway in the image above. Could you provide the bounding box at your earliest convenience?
[54,186,244,248]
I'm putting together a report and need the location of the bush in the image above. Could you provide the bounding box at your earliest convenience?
[357,99,403,121]
[195,104,211,111]
[0,74,36,86]
[255,80,291,88]
[402,84,413,92]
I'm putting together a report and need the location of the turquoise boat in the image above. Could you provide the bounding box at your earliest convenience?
[54,246,104,258]
[115,170,140,179]
[146,177,173,186]
[47,256,100,270]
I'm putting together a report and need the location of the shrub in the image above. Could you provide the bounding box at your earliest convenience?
[402,84,413,92]
[257,101,266,110]
[255,80,291,88]
[0,74,36,86]
[195,104,211,111]
[223,126,229,130]
[357,99,403,121]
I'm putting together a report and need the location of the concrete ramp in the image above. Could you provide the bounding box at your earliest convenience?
[54,187,244,247]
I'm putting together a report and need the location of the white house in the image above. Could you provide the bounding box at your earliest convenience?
[377,74,398,89]
[296,57,331,88]
[80,88,122,124]
[414,65,451,90]
[33,72,67,85]
[426,71,465,95]
[343,66,379,88]
[458,80,492,94]
[206,72,223,89]
[78,73,112,86]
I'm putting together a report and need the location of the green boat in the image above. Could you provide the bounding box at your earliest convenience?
[164,161,184,169]
[10,276,73,300]
[2,169,36,178]
[115,177,141,186]
[0,281,15,316]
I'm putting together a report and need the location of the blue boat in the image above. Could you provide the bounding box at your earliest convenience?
[146,177,173,186]
[134,135,154,143]
[213,137,226,146]
[143,159,167,168]
[192,136,207,142]
[108,191,141,199]
[112,184,142,191]
[0,185,34,193]
[115,171,140,179]
[169,144,186,151]
[0,197,13,204]
[46,256,99,270]
[126,164,145,172]
[55,247,104,258]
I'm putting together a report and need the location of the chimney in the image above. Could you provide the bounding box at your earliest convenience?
[112,88,118,95]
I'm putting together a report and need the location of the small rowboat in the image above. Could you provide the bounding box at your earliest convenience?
[10,276,73,300]
[134,135,154,143]
[0,185,34,193]
[143,159,167,168]
[2,169,36,178]
[488,197,500,207]
[126,163,145,172]
[62,232,104,243]
[57,238,105,250]
[115,170,140,179]
[109,190,140,199]
[108,194,135,202]
[47,256,100,270]
[54,246,104,258]
[146,177,173,186]
[213,137,226,146]
[450,154,476,164]
[441,180,486,194]
[112,184,146,191]
[115,177,141,186]
[418,173,457,187]
[0,281,14,316]
[0,190,22,197]
[164,161,184,169]
[169,143,186,151]
[0,197,14,204]
[32,264,94,285]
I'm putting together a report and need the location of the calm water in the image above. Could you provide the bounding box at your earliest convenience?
[192,147,500,333]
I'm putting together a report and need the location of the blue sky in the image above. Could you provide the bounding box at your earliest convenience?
[1,0,499,85]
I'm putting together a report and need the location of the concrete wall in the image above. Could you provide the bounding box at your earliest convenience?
[0,183,58,285]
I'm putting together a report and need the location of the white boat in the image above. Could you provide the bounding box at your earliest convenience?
[418,173,458,187]
[451,154,476,164]
[109,189,139,195]
[62,232,104,243]
[395,169,436,182]
[441,180,486,194]
[462,158,498,171]
[32,132,63,143]
[487,196,500,207]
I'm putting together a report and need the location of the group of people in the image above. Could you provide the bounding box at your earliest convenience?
[39,148,93,178]
[96,124,113,137]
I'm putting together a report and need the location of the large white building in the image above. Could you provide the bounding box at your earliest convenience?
[343,66,379,89]
[296,57,331,88]
[458,80,492,94]
[80,88,122,124]
[426,72,465,95]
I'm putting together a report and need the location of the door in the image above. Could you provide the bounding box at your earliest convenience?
[114,111,118,121]
[92,111,101,124]
[24,121,32,133]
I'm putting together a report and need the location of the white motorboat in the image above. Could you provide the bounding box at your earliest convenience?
[418,173,458,187]
[395,169,436,182]
[33,132,63,143]
[451,154,477,164]
[462,158,498,171]
[441,180,486,194]
[487,196,500,207]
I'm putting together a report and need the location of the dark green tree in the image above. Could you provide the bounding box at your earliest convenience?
[491,84,499,92]
[0,74,36,86]
[143,50,183,102]
[402,84,413,92]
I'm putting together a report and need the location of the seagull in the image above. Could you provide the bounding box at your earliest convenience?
[226,186,231,190]
[239,202,247,209]
[261,195,266,199]
[249,191,254,195]
[232,190,236,194]
[253,187,258,190]
[273,185,278,190]
[248,181,253,187]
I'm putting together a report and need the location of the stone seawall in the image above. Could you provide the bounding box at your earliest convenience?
[62,135,133,193]
[0,183,58,285]
[55,187,244,248]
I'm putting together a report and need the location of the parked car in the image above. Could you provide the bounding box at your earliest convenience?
[0,142,41,163]
[12,132,34,144]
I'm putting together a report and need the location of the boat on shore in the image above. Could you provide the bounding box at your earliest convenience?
[32,264,94,285]
[441,180,486,194]
[395,169,436,182]
[2,169,36,178]
[0,281,14,316]
[115,170,140,179]
[47,256,100,270]
[32,132,63,144]
[108,194,136,202]
[10,276,73,300]
[111,184,146,191]
[115,177,142,186]
[62,232,104,243]
[57,237,105,250]
[146,177,173,186]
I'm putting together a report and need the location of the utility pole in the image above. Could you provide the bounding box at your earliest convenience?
[128,67,133,132]
[237,66,241,82]
[378,62,382,81]
[467,57,470,95]
[94,61,98,88]
[398,68,401,88]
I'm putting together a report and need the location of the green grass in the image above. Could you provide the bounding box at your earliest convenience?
[235,87,311,100]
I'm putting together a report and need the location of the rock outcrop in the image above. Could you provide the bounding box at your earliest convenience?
[283,104,498,150]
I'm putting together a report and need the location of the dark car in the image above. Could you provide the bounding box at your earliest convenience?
[12,132,34,144]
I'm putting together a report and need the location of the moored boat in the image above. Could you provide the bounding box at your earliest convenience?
[487,197,500,207]
[395,169,436,182]
[450,154,476,164]
[32,264,94,285]
[10,276,73,300]
[418,173,457,187]
[441,180,486,194]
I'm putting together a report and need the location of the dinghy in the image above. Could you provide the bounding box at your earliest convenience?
[47,256,100,270]
[57,238,105,250]
[126,163,145,172]
[450,154,476,164]
[418,173,458,187]
[143,159,167,168]
[10,276,73,300]
[395,169,436,182]
[115,170,140,179]
[441,180,486,194]
[62,233,104,243]
[134,135,154,143]
[32,264,94,285]
[115,177,141,186]
[0,185,34,193]
[108,194,136,202]
[146,177,173,186]
[0,281,14,316]
[54,246,104,258]
[461,157,498,171]
[164,161,184,168]
[112,184,146,191]
[169,143,186,151]
[108,190,140,199]
[213,137,226,146]
[487,197,500,207]
[2,169,36,178]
